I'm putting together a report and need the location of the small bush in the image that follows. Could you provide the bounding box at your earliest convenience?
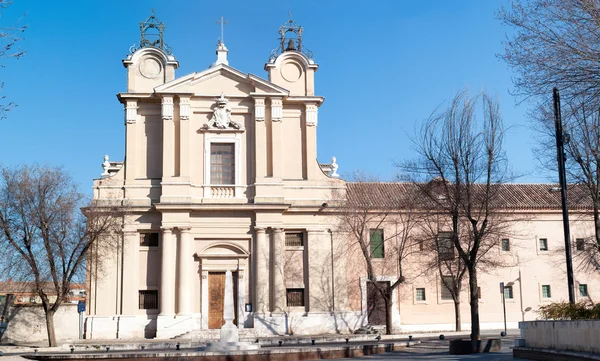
[537,301,600,320]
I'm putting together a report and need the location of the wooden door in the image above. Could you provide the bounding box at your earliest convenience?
[208,272,225,329]
[367,281,388,326]
[207,272,238,329]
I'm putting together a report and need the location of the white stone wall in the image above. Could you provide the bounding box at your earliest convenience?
[1,304,79,344]
[520,320,600,353]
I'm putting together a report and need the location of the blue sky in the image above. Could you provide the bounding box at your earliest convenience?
[0,1,550,194]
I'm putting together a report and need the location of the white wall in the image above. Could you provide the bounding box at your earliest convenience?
[1,304,79,344]
[520,320,600,353]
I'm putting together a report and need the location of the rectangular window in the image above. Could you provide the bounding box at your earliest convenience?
[539,238,548,251]
[437,232,455,261]
[370,229,384,258]
[501,239,510,252]
[504,285,514,299]
[210,143,235,185]
[285,233,304,247]
[416,288,426,301]
[576,238,585,251]
[140,232,159,247]
[139,290,158,309]
[579,284,588,297]
[542,285,552,299]
[440,276,453,300]
[286,288,305,307]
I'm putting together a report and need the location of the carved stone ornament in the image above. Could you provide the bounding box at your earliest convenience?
[162,96,174,121]
[254,97,265,122]
[306,103,318,126]
[180,97,190,121]
[203,94,241,129]
[101,155,111,176]
[271,98,283,122]
[125,101,137,124]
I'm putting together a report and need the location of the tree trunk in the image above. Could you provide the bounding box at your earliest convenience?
[45,309,57,347]
[453,299,461,331]
[593,203,600,247]
[468,265,480,341]
[384,296,392,335]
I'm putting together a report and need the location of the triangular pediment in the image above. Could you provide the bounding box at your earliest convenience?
[154,64,289,96]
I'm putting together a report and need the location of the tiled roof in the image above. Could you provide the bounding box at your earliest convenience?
[346,182,593,210]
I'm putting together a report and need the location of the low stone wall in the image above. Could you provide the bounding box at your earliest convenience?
[0,304,79,344]
[520,320,600,353]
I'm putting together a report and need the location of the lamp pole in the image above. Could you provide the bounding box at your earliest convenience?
[553,87,576,304]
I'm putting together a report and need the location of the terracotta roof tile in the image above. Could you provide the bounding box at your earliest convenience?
[346,182,593,210]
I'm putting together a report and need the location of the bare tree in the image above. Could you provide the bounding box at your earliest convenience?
[401,90,511,341]
[334,172,422,335]
[499,0,600,263]
[0,165,123,346]
[418,216,468,331]
[0,0,26,119]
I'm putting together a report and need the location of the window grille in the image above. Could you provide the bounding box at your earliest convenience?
[437,232,455,261]
[579,284,588,297]
[542,285,551,298]
[539,238,548,251]
[210,143,235,184]
[139,290,158,309]
[501,239,510,251]
[286,288,304,307]
[440,276,453,300]
[504,285,513,299]
[415,288,426,301]
[285,233,304,247]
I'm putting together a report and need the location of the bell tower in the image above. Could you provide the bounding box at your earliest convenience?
[265,16,318,96]
[122,10,179,93]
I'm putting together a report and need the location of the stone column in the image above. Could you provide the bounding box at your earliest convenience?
[272,228,285,312]
[160,228,176,316]
[121,230,139,315]
[177,227,192,315]
[162,95,175,178]
[254,227,269,313]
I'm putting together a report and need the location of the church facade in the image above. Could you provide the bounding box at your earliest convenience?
[87,15,600,340]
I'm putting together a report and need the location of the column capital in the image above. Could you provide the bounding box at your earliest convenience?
[307,229,325,234]
[272,227,284,234]
[254,226,267,233]
[123,229,138,236]
[178,226,192,233]
[160,227,173,234]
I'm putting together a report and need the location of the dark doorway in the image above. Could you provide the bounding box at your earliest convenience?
[367,281,388,325]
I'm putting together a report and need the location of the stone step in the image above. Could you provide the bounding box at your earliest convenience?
[172,328,257,340]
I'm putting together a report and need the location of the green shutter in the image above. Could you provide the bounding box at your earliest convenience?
[370,229,384,258]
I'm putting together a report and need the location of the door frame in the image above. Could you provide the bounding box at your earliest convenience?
[360,276,401,329]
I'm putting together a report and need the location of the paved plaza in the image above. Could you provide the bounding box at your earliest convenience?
[0,339,524,361]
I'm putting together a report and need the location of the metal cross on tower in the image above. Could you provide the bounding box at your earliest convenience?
[216,16,228,44]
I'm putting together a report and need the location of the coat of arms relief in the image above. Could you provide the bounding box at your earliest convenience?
[203,94,241,130]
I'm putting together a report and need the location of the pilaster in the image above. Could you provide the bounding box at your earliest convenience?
[305,103,319,180]
[121,230,139,315]
[161,95,175,178]
[178,96,190,179]
[271,98,283,179]
[272,228,285,313]
[254,97,267,179]
[254,227,269,313]
[124,100,137,184]
[307,229,326,312]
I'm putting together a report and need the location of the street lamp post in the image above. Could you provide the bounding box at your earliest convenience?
[552,87,576,304]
